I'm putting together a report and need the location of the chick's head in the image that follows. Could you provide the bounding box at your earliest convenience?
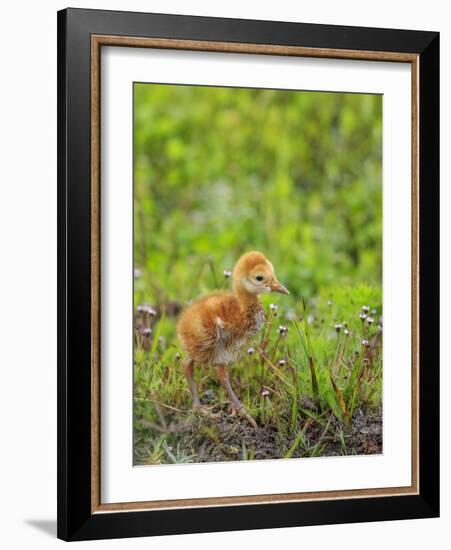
[232,251,289,296]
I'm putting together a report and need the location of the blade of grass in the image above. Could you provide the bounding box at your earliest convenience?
[318,368,341,422]
[296,303,321,408]
[207,258,219,288]
[287,352,299,432]
[301,298,316,360]
[284,418,312,458]
[344,354,364,401]
[150,312,165,357]
[299,407,325,426]
[259,350,293,388]
[308,356,320,406]
[348,366,366,418]
[330,374,350,427]
[305,413,333,457]
[293,319,320,407]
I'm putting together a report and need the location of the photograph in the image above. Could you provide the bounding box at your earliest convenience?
[132,82,383,465]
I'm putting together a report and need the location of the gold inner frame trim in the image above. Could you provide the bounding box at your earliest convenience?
[90,34,420,514]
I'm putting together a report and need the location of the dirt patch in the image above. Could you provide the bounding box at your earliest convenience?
[134,404,382,465]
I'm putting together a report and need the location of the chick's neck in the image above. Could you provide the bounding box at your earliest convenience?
[233,281,261,308]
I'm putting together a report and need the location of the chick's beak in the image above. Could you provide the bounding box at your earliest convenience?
[270,279,290,295]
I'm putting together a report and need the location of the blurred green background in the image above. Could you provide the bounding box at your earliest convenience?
[133,84,382,304]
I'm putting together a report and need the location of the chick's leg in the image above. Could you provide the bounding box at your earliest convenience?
[182,357,219,418]
[182,357,201,408]
[216,365,257,428]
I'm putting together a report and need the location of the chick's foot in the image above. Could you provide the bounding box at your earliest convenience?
[230,404,258,429]
[193,404,221,420]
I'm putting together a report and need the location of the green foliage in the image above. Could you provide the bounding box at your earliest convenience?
[134,84,382,302]
[134,291,382,464]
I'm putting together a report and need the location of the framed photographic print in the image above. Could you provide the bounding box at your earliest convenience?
[57,8,439,541]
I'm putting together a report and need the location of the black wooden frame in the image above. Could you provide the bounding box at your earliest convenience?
[57,7,439,541]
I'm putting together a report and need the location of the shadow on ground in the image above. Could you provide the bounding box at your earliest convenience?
[25,519,57,538]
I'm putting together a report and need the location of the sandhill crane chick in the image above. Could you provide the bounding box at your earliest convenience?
[177,251,289,428]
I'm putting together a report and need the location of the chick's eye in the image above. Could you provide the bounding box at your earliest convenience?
[255,275,264,282]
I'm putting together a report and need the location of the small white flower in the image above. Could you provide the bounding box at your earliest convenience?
[285,309,297,321]
[278,359,286,366]
[278,325,288,335]
[140,327,152,336]
[261,388,270,397]
[223,270,232,278]
[307,314,314,325]
[327,300,333,306]
[247,347,255,355]
[138,304,157,316]
[362,305,370,313]
[361,339,370,347]
[366,316,374,325]
[359,313,367,321]
[344,328,350,336]
[269,303,278,311]
[175,352,181,360]
[334,323,342,333]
